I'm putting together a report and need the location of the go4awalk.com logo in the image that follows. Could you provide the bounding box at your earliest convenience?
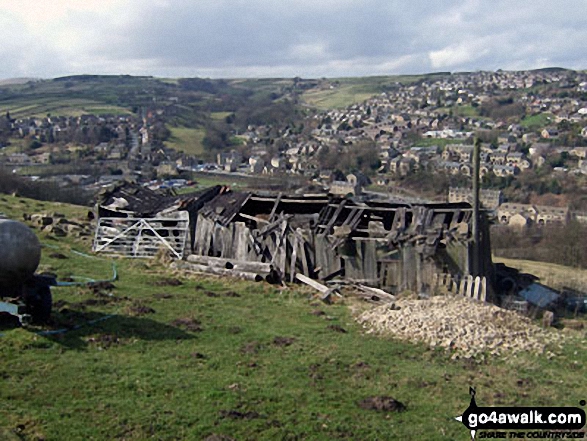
[455,388,586,439]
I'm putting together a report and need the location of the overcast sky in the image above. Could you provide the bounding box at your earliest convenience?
[1,0,585,80]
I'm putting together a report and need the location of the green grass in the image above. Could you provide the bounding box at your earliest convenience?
[178,174,249,192]
[301,75,425,110]
[184,173,293,192]
[165,127,206,156]
[1,195,586,440]
[520,113,553,130]
[0,97,131,119]
[450,105,480,117]
[303,87,376,110]
[493,256,587,292]
[210,112,233,121]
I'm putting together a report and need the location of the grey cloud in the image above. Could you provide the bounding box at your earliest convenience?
[1,0,586,79]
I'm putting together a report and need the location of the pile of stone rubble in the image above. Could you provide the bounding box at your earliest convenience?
[24,212,93,238]
[356,295,564,359]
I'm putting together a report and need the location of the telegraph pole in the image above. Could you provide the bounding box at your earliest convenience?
[472,137,481,276]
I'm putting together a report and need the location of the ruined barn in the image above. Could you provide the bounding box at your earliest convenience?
[93,183,493,299]
[189,191,493,297]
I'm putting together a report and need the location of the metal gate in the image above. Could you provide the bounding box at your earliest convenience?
[93,213,189,259]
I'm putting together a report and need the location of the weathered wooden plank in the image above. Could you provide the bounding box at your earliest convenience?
[321,200,347,235]
[290,232,299,282]
[173,261,265,282]
[295,273,341,301]
[355,284,395,301]
[269,192,282,221]
[234,222,248,261]
[186,255,274,273]
[238,213,269,224]
[363,240,378,284]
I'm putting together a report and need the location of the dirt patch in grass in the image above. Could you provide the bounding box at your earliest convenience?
[129,304,156,316]
[353,361,370,370]
[49,252,68,259]
[516,378,533,388]
[53,300,69,309]
[358,396,406,412]
[80,298,110,307]
[86,334,121,349]
[273,336,296,347]
[153,278,183,287]
[308,363,323,382]
[153,293,174,300]
[224,291,241,298]
[87,281,116,294]
[203,434,236,441]
[219,410,261,420]
[228,326,242,334]
[240,341,263,354]
[327,324,347,333]
[171,318,203,332]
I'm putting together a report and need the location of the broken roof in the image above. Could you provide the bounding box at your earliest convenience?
[97,181,224,217]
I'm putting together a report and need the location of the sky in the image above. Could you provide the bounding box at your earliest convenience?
[0,0,585,80]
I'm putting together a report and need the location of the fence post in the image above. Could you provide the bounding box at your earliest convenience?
[480,277,487,302]
[466,275,474,298]
[459,278,466,296]
[474,276,481,300]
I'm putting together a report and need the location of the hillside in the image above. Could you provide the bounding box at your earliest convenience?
[1,195,587,440]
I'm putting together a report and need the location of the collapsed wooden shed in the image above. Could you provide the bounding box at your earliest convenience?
[190,191,494,297]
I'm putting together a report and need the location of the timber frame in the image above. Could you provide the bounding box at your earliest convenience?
[191,191,494,297]
[93,183,494,298]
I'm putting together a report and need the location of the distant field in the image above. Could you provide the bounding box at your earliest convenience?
[0,97,131,119]
[177,173,249,191]
[302,87,376,110]
[210,111,233,121]
[165,126,206,156]
[451,105,480,117]
[520,113,553,129]
[493,256,587,292]
[302,75,425,110]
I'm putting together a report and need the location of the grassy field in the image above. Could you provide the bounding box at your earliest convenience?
[0,76,171,120]
[520,113,553,130]
[0,97,132,119]
[493,256,587,292]
[0,195,586,440]
[302,87,376,110]
[210,112,233,121]
[165,127,207,156]
[178,173,251,192]
[301,75,425,110]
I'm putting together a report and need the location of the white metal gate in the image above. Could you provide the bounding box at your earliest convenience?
[93,213,189,258]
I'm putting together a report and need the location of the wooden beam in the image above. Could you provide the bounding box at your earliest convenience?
[173,261,266,282]
[321,200,347,235]
[295,273,341,301]
[186,254,274,273]
[290,232,299,283]
[238,213,269,224]
[268,192,282,221]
